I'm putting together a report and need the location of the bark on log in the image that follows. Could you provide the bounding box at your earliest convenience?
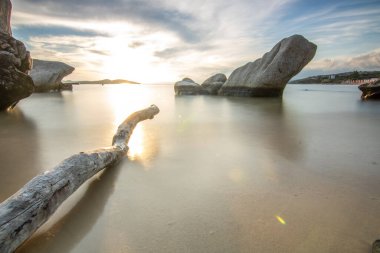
[0,104,160,253]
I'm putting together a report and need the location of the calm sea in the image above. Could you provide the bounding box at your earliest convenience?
[1,84,379,253]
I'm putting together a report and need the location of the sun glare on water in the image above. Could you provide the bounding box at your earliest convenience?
[106,85,152,160]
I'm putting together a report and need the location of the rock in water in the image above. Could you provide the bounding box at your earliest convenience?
[0,46,34,110]
[30,59,75,92]
[201,73,227,95]
[358,81,380,100]
[174,78,201,95]
[0,0,34,111]
[219,34,317,97]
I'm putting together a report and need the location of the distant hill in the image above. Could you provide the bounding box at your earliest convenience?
[289,71,380,84]
[64,79,140,85]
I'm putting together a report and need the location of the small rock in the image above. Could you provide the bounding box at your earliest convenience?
[372,240,380,253]
[174,78,201,95]
[201,73,227,95]
[358,81,380,100]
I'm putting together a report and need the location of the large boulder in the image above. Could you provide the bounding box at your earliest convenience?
[174,78,201,95]
[358,81,380,100]
[219,34,317,97]
[0,0,34,111]
[201,73,227,95]
[30,59,75,92]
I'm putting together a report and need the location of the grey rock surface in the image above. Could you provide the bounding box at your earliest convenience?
[201,73,227,95]
[30,59,75,92]
[174,78,201,95]
[219,34,317,97]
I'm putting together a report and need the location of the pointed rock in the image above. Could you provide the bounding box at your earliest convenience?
[219,35,317,97]
[0,0,12,35]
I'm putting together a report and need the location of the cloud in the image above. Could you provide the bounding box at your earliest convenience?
[88,49,110,56]
[154,47,184,59]
[13,0,201,43]
[12,25,107,40]
[10,0,380,83]
[128,41,145,48]
[277,0,380,52]
[154,44,214,59]
[304,49,380,76]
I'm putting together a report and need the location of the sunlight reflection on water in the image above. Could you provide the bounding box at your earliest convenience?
[127,124,144,160]
[106,85,152,127]
[3,84,380,253]
[105,85,156,166]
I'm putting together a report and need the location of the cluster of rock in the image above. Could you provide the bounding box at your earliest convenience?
[174,74,228,96]
[201,73,227,95]
[358,81,380,100]
[174,34,317,97]
[30,59,75,92]
[0,0,34,110]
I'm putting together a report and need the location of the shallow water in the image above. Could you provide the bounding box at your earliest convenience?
[1,84,379,253]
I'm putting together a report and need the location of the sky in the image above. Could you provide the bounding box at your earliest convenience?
[11,0,380,83]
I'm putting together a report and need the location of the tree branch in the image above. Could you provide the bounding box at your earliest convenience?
[0,104,160,253]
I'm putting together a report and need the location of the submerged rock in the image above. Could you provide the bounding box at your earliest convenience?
[358,81,380,100]
[174,78,201,95]
[0,0,34,111]
[30,59,75,92]
[219,34,317,97]
[201,73,227,95]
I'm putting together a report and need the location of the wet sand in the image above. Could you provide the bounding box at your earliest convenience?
[0,84,379,252]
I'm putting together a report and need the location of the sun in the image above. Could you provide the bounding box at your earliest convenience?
[87,33,177,83]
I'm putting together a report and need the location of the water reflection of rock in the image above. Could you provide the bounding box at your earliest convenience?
[0,108,40,201]
[225,97,303,162]
[16,161,123,253]
[174,95,303,162]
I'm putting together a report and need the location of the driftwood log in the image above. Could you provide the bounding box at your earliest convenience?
[0,104,160,253]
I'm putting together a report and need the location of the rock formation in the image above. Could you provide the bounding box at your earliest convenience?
[0,0,34,111]
[201,73,227,95]
[174,78,201,95]
[30,59,75,92]
[0,0,12,35]
[218,34,317,97]
[358,81,380,100]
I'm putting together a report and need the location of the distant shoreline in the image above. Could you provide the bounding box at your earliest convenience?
[63,79,140,85]
[290,70,380,85]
